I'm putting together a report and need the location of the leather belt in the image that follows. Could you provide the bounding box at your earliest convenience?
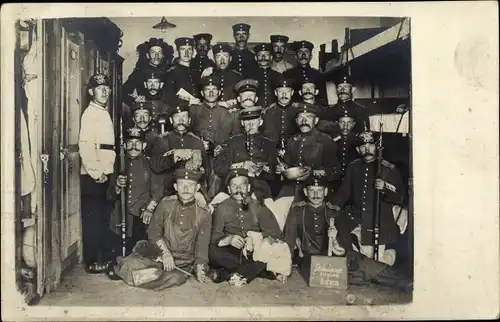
[99,144,115,150]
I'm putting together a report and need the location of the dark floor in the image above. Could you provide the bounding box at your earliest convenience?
[38,264,412,307]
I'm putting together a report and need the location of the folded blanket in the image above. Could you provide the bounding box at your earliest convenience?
[245,231,292,276]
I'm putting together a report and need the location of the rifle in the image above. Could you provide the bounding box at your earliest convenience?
[119,117,127,257]
[373,119,384,261]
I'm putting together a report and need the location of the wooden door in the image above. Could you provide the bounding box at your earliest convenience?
[59,27,84,273]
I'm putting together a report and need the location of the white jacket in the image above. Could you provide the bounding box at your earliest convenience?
[78,101,116,179]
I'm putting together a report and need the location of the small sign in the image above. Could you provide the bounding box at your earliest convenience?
[308,255,348,290]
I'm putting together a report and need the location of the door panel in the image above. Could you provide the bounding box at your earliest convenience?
[59,28,82,266]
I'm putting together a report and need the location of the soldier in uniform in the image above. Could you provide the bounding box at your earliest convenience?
[331,74,370,134]
[192,33,216,75]
[106,128,164,258]
[248,43,282,109]
[129,102,163,156]
[330,131,406,264]
[163,37,202,108]
[79,73,116,274]
[213,106,278,203]
[284,41,328,106]
[149,101,207,197]
[208,169,282,286]
[208,43,243,109]
[261,78,300,197]
[228,78,260,136]
[113,168,212,290]
[229,23,258,78]
[136,69,172,130]
[282,176,342,280]
[270,34,294,74]
[122,38,172,109]
[273,103,341,230]
[189,76,235,199]
[333,105,361,182]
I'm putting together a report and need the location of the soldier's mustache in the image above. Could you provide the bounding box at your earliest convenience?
[279,96,290,100]
[300,123,311,128]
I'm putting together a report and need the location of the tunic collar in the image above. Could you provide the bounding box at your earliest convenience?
[307,202,326,213]
[89,101,108,111]
[178,198,196,207]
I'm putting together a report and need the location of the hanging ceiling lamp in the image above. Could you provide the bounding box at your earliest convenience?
[152,16,177,33]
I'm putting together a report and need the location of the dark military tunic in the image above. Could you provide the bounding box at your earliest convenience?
[143,96,173,133]
[325,100,371,134]
[122,65,169,108]
[283,202,339,256]
[248,67,281,108]
[213,133,278,200]
[261,102,299,150]
[229,47,258,78]
[278,129,341,198]
[191,55,215,75]
[284,65,328,105]
[316,105,341,138]
[189,102,235,148]
[147,197,211,267]
[107,155,164,237]
[331,158,405,246]
[163,63,201,107]
[210,198,281,244]
[141,127,161,157]
[149,131,207,195]
[211,69,244,102]
[333,133,359,179]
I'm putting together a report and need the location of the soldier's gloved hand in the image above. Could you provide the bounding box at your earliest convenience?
[276,162,287,174]
[96,173,108,184]
[226,99,238,107]
[141,209,154,225]
[116,175,127,188]
[135,95,146,103]
[375,178,385,190]
[161,251,175,271]
[201,67,214,78]
[214,145,223,156]
[229,235,246,250]
[313,169,326,177]
[202,140,211,152]
[328,225,338,238]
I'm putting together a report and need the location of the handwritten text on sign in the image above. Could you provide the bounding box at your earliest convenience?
[308,255,348,290]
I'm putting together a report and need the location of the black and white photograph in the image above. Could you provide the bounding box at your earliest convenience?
[1,2,498,321]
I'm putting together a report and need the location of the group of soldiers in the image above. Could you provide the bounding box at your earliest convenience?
[78,22,412,291]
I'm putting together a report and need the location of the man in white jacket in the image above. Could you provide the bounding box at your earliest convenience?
[79,73,116,274]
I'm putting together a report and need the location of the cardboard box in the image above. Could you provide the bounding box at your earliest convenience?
[301,255,348,290]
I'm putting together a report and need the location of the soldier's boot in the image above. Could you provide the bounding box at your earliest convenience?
[370,266,413,293]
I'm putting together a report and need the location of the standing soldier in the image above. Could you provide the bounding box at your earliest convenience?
[191,33,216,75]
[123,38,172,109]
[331,74,370,134]
[79,73,116,274]
[333,105,361,182]
[208,44,243,109]
[229,23,258,78]
[273,102,341,230]
[284,41,328,106]
[190,76,235,199]
[149,101,207,197]
[129,102,162,156]
[213,106,278,204]
[331,131,407,264]
[138,69,171,129]
[163,37,202,107]
[228,79,260,136]
[249,43,282,109]
[270,34,294,74]
[106,128,164,258]
[261,78,300,197]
